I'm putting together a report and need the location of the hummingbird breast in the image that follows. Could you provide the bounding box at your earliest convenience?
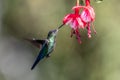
[47,37,56,54]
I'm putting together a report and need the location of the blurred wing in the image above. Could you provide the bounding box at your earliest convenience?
[31,40,48,70]
[25,38,45,48]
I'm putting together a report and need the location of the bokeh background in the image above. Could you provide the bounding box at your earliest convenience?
[0,0,120,80]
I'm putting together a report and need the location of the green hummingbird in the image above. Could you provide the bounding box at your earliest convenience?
[27,29,58,70]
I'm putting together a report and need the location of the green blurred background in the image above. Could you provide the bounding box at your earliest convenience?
[0,0,120,80]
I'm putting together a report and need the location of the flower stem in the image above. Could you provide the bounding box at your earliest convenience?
[77,0,79,6]
[85,0,90,6]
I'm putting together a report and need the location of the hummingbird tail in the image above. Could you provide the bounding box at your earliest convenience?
[31,58,40,70]
[31,55,44,70]
[31,37,48,70]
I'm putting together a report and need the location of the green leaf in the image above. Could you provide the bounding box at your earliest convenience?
[95,0,103,3]
[80,0,84,5]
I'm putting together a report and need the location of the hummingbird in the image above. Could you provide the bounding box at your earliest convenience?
[26,29,59,70]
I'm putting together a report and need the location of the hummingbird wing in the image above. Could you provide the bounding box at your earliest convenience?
[31,40,49,70]
[25,38,45,48]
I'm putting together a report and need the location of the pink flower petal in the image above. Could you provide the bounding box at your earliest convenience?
[76,17,84,29]
[72,6,85,10]
[70,20,77,29]
[87,6,95,21]
[63,14,73,24]
[81,9,91,22]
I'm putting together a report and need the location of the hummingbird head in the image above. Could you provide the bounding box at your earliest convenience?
[47,29,58,38]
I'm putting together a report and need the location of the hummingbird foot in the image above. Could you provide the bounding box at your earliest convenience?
[46,54,50,58]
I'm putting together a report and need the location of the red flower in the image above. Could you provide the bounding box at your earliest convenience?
[62,0,96,43]
[63,0,84,43]
[63,3,84,29]
[81,0,96,38]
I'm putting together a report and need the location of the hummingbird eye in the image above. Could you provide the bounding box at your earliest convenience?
[47,29,57,37]
[48,31,53,37]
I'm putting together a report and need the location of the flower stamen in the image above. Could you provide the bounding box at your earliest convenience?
[92,22,96,34]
